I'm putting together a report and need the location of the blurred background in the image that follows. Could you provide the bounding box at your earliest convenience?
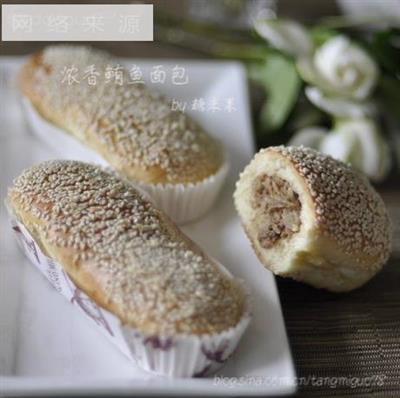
[1,0,399,185]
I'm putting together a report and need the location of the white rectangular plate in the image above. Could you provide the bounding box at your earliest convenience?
[0,57,296,396]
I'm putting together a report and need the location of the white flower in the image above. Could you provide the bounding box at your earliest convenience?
[320,127,357,162]
[254,18,312,57]
[305,86,376,118]
[289,126,327,149]
[297,35,379,100]
[320,119,391,182]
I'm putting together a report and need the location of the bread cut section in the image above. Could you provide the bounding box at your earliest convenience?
[234,146,392,292]
[8,160,245,335]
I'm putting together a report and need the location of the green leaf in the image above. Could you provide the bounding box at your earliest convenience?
[378,76,400,122]
[251,54,301,133]
[377,76,400,171]
[309,26,338,47]
[368,29,400,76]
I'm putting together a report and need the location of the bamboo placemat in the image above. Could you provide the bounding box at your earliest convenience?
[278,191,400,397]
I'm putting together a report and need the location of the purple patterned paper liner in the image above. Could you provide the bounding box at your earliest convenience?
[9,216,252,377]
[201,339,230,363]
[9,218,127,352]
[12,224,40,264]
[144,336,175,351]
[71,287,115,337]
[194,340,232,377]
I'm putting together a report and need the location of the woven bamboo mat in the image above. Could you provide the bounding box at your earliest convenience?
[277,191,400,397]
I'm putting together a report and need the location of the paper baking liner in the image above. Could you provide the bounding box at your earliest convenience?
[22,97,229,224]
[7,214,251,378]
[134,162,229,224]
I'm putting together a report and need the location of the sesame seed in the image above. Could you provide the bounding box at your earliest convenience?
[9,160,245,335]
[24,46,222,184]
[268,146,392,269]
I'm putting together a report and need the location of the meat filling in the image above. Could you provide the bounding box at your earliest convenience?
[251,174,301,249]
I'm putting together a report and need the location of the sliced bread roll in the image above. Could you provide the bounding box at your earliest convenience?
[234,146,392,292]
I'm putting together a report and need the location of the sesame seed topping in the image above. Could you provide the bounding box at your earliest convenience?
[9,160,245,335]
[21,46,222,184]
[265,146,392,268]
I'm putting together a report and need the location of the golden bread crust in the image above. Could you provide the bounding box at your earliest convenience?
[19,46,223,184]
[8,160,245,335]
[234,146,392,292]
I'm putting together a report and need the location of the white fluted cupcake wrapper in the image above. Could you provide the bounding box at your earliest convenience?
[7,213,251,378]
[22,97,229,224]
[120,295,251,377]
[134,161,229,225]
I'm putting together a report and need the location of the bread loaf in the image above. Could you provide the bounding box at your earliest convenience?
[19,46,223,185]
[8,160,245,334]
[234,146,392,292]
